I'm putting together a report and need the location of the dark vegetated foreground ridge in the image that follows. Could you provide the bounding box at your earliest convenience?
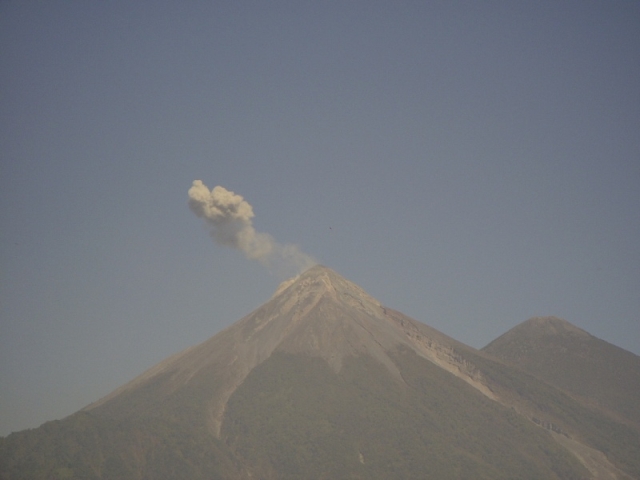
[1,265,638,479]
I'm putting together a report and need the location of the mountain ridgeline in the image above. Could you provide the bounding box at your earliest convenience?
[483,316,640,430]
[1,265,638,479]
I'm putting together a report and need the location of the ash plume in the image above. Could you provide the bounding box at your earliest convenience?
[188,180,316,275]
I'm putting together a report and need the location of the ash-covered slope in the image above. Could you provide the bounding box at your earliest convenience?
[483,316,640,429]
[1,267,638,479]
[85,265,496,436]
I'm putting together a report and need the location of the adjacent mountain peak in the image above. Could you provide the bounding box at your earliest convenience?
[483,315,640,429]
[522,316,590,336]
[484,316,589,351]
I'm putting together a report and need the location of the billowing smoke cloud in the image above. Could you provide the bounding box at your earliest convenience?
[188,180,317,275]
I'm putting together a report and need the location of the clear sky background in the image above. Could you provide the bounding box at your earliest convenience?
[1,1,638,436]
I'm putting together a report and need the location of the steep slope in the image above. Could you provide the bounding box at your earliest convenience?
[221,350,588,479]
[483,316,640,429]
[83,265,498,437]
[1,267,638,479]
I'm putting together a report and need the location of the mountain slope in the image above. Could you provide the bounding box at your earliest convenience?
[1,266,638,479]
[222,349,588,479]
[483,316,640,429]
[83,265,498,436]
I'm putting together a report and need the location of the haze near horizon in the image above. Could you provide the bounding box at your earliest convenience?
[1,1,638,437]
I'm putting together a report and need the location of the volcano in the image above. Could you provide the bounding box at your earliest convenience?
[483,316,640,430]
[1,266,639,479]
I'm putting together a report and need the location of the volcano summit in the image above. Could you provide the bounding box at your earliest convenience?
[1,266,638,479]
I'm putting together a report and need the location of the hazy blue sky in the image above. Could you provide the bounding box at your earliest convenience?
[1,1,638,436]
